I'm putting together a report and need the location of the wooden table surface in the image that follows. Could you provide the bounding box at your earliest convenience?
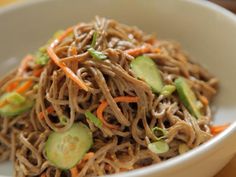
[0,0,235,177]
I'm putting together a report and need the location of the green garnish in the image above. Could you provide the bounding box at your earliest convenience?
[0,93,33,117]
[91,31,98,48]
[35,47,49,65]
[148,140,169,154]
[161,85,176,97]
[59,115,68,125]
[85,111,102,128]
[178,143,190,154]
[35,30,64,66]
[152,127,167,140]
[6,92,26,105]
[88,48,107,60]
[45,123,93,169]
[130,56,163,93]
[47,30,65,44]
[175,77,201,119]
[33,84,39,91]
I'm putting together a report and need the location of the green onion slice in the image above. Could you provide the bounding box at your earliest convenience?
[85,111,102,128]
[152,127,167,140]
[91,31,98,48]
[88,48,107,60]
[161,85,176,97]
[59,115,69,125]
[148,140,169,154]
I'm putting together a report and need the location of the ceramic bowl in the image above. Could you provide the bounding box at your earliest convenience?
[0,0,236,177]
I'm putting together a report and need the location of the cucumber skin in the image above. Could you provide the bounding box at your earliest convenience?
[0,99,33,118]
[45,123,93,170]
[175,77,201,119]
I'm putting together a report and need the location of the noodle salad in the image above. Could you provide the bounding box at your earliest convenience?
[0,17,228,177]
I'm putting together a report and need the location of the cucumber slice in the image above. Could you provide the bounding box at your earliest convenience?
[175,77,201,119]
[130,56,163,93]
[0,93,33,117]
[45,123,93,169]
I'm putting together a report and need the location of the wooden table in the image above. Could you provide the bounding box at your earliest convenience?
[0,0,235,176]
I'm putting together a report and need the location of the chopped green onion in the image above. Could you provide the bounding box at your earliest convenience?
[88,48,107,60]
[91,31,98,48]
[47,30,65,44]
[152,127,167,140]
[59,115,68,125]
[52,30,64,39]
[6,92,26,105]
[85,111,102,128]
[35,30,64,66]
[178,143,190,154]
[33,84,39,91]
[196,101,203,110]
[148,140,169,154]
[35,47,49,65]
[161,85,176,97]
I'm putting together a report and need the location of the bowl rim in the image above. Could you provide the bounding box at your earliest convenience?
[0,0,236,176]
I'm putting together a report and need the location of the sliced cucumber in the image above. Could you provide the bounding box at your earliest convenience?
[130,56,163,93]
[45,123,93,169]
[6,92,26,105]
[0,93,33,117]
[175,77,201,119]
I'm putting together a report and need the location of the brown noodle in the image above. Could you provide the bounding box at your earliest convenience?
[0,17,218,177]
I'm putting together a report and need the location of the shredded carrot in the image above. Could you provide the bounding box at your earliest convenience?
[70,166,79,177]
[15,80,33,94]
[6,81,19,92]
[40,173,46,177]
[125,44,152,57]
[33,68,44,77]
[77,152,95,170]
[38,106,54,120]
[199,95,209,106]
[71,46,78,55]
[153,48,161,53]
[96,96,139,129]
[145,38,156,45]
[18,55,34,76]
[210,124,230,135]
[47,26,88,91]
[83,152,94,161]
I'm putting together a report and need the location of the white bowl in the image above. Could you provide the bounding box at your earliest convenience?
[0,0,236,177]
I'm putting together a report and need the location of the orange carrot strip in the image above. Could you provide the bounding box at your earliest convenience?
[83,152,94,161]
[6,81,19,92]
[47,27,88,91]
[70,166,79,177]
[15,80,33,94]
[199,95,209,106]
[96,96,139,129]
[125,44,152,57]
[210,124,230,135]
[77,152,95,170]
[18,55,34,76]
[38,106,54,120]
[153,48,161,53]
[33,68,44,77]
